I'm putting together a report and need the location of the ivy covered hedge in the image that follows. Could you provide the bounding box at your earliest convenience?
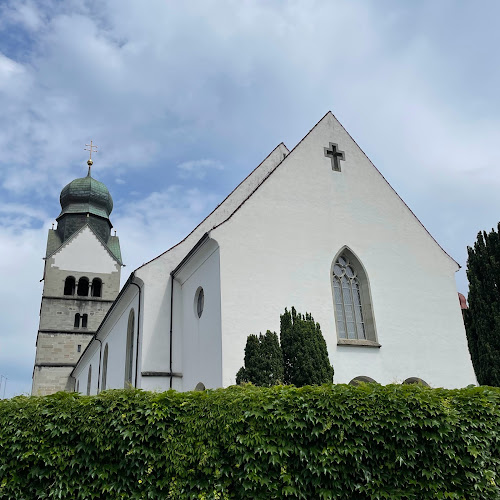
[0,384,499,499]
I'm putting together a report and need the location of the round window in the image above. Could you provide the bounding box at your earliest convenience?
[196,287,204,318]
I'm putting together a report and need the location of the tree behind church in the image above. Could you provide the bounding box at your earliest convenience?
[236,331,284,386]
[464,225,500,387]
[280,307,334,387]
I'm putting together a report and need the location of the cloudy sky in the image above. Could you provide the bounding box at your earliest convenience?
[0,0,499,397]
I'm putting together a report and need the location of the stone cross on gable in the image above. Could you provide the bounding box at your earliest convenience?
[324,142,345,172]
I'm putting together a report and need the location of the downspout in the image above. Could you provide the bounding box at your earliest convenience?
[130,277,142,388]
[169,274,174,389]
[96,338,102,393]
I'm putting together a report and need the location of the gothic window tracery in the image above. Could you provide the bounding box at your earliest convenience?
[333,254,365,339]
[332,249,378,344]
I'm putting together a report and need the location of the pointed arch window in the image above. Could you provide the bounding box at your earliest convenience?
[102,344,109,391]
[332,249,378,345]
[125,309,135,388]
[87,365,92,395]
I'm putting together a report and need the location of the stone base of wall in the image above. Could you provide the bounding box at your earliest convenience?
[32,366,75,396]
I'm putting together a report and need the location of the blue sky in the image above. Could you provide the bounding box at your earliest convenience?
[1,0,499,397]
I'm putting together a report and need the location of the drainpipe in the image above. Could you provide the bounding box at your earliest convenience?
[169,275,174,389]
[130,278,142,388]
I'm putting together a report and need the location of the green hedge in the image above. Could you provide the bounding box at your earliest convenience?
[0,384,499,499]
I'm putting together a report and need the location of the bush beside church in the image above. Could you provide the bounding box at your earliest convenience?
[1,384,499,498]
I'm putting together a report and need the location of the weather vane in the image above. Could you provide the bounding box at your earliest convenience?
[84,140,98,174]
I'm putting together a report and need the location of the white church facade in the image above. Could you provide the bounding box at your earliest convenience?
[33,112,477,396]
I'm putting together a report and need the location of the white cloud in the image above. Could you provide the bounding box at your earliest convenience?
[177,159,224,180]
[0,0,499,395]
[114,185,221,272]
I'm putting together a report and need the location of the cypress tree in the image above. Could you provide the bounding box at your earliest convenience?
[280,307,334,387]
[464,224,500,386]
[236,331,283,386]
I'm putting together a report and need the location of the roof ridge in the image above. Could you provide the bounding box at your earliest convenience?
[211,111,331,231]
[136,141,289,270]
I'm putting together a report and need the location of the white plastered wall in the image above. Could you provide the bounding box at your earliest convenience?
[135,144,288,386]
[174,239,222,391]
[72,285,140,394]
[52,226,119,275]
[212,112,476,389]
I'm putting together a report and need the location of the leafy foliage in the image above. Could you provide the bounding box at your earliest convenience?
[236,331,283,386]
[280,307,334,387]
[465,224,500,386]
[1,385,498,499]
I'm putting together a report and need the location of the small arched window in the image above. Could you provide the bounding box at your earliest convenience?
[332,249,377,343]
[74,313,81,328]
[64,276,76,296]
[91,278,102,297]
[403,377,430,387]
[102,344,109,391]
[125,309,135,387]
[87,365,92,395]
[81,314,88,328]
[77,277,89,297]
[349,376,377,386]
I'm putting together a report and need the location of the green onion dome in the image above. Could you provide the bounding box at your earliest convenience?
[59,170,113,219]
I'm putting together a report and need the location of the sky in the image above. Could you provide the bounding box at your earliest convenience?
[0,0,499,398]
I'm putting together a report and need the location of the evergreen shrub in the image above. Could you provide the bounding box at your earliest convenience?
[465,224,500,386]
[0,384,499,499]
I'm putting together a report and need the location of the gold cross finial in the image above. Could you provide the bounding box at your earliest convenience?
[84,140,98,165]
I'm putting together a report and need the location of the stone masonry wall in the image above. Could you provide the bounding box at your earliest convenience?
[32,366,75,396]
[35,332,94,365]
[39,298,114,332]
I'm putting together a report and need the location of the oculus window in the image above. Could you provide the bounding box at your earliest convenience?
[195,287,204,318]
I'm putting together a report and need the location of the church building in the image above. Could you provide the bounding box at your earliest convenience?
[32,112,477,395]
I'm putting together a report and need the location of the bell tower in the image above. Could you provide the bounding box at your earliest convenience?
[32,148,123,395]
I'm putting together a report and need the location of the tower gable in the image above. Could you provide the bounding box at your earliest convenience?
[50,225,121,274]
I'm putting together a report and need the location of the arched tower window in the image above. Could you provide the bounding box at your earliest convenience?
[102,344,109,391]
[77,277,89,297]
[81,314,88,328]
[91,278,102,297]
[64,276,76,296]
[74,313,81,328]
[332,248,377,343]
[87,365,92,395]
[125,309,135,388]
